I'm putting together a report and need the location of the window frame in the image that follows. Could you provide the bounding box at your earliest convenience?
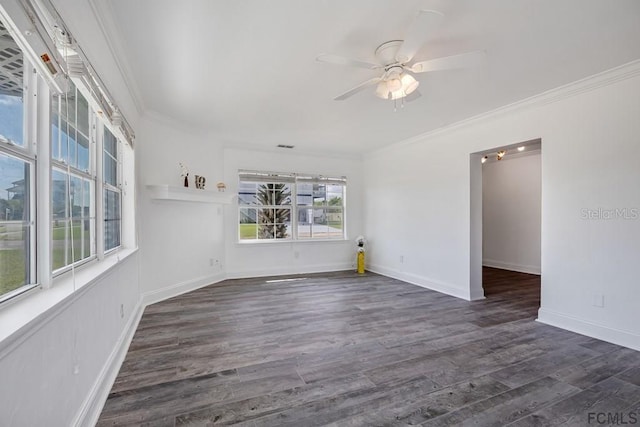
[50,82,97,276]
[101,125,122,253]
[238,180,294,241]
[295,179,346,241]
[0,43,38,302]
[237,171,347,243]
[0,148,37,302]
[0,0,136,312]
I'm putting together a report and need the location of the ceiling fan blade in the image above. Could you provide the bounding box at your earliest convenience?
[395,10,444,64]
[334,77,381,101]
[410,50,485,73]
[316,53,381,70]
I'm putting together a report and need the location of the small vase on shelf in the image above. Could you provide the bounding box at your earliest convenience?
[179,162,189,188]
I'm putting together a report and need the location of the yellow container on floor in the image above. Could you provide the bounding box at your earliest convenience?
[357,251,365,274]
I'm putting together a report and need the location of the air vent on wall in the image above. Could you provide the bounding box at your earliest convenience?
[277,144,295,149]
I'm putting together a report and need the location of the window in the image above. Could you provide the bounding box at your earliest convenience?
[0,20,24,148]
[0,17,35,299]
[296,180,345,239]
[103,128,121,251]
[0,2,136,307]
[238,171,346,242]
[51,83,95,272]
[239,180,292,240]
[0,153,33,297]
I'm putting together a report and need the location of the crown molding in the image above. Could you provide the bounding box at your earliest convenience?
[366,59,640,158]
[88,0,145,115]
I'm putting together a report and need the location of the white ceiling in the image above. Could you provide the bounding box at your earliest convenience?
[103,0,640,155]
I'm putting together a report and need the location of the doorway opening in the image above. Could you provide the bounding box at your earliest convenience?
[470,139,542,312]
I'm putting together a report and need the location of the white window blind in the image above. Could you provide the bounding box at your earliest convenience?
[15,0,136,147]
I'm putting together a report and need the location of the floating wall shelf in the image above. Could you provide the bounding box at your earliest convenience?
[147,184,234,204]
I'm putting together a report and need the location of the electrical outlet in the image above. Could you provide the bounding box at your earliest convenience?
[399,255,404,264]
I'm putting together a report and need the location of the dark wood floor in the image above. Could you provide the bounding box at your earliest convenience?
[98,268,640,426]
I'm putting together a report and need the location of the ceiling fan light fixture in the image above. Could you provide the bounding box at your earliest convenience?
[400,73,419,95]
[389,90,406,100]
[375,81,390,99]
[387,78,402,92]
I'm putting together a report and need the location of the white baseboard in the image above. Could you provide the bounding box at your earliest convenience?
[225,263,353,279]
[74,300,144,427]
[368,264,472,301]
[469,287,486,301]
[483,259,541,275]
[75,273,226,426]
[141,272,226,306]
[537,307,640,352]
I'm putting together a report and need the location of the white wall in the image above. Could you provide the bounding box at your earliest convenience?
[482,153,541,274]
[364,140,474,300]
[136,131,365,293]
[0,253,141,427]
[224,148,363,277]
[136,115,226,303]
[363,63,640,350]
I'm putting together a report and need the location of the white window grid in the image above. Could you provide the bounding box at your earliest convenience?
[0,51,38,302]
[0,0,134,305]
[102,126,122,253]
[50,84,97,275]
[237,172,347,242]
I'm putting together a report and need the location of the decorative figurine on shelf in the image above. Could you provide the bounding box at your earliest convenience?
[216,182,226,192]
[179,162,189,187]
[195,175,206,189]
[355,235,366,274]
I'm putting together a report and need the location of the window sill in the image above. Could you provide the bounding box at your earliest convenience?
[0,247,138,356]
[237,239,351,246]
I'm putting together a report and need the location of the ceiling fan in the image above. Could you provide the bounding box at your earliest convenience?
[316,10,484,102]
